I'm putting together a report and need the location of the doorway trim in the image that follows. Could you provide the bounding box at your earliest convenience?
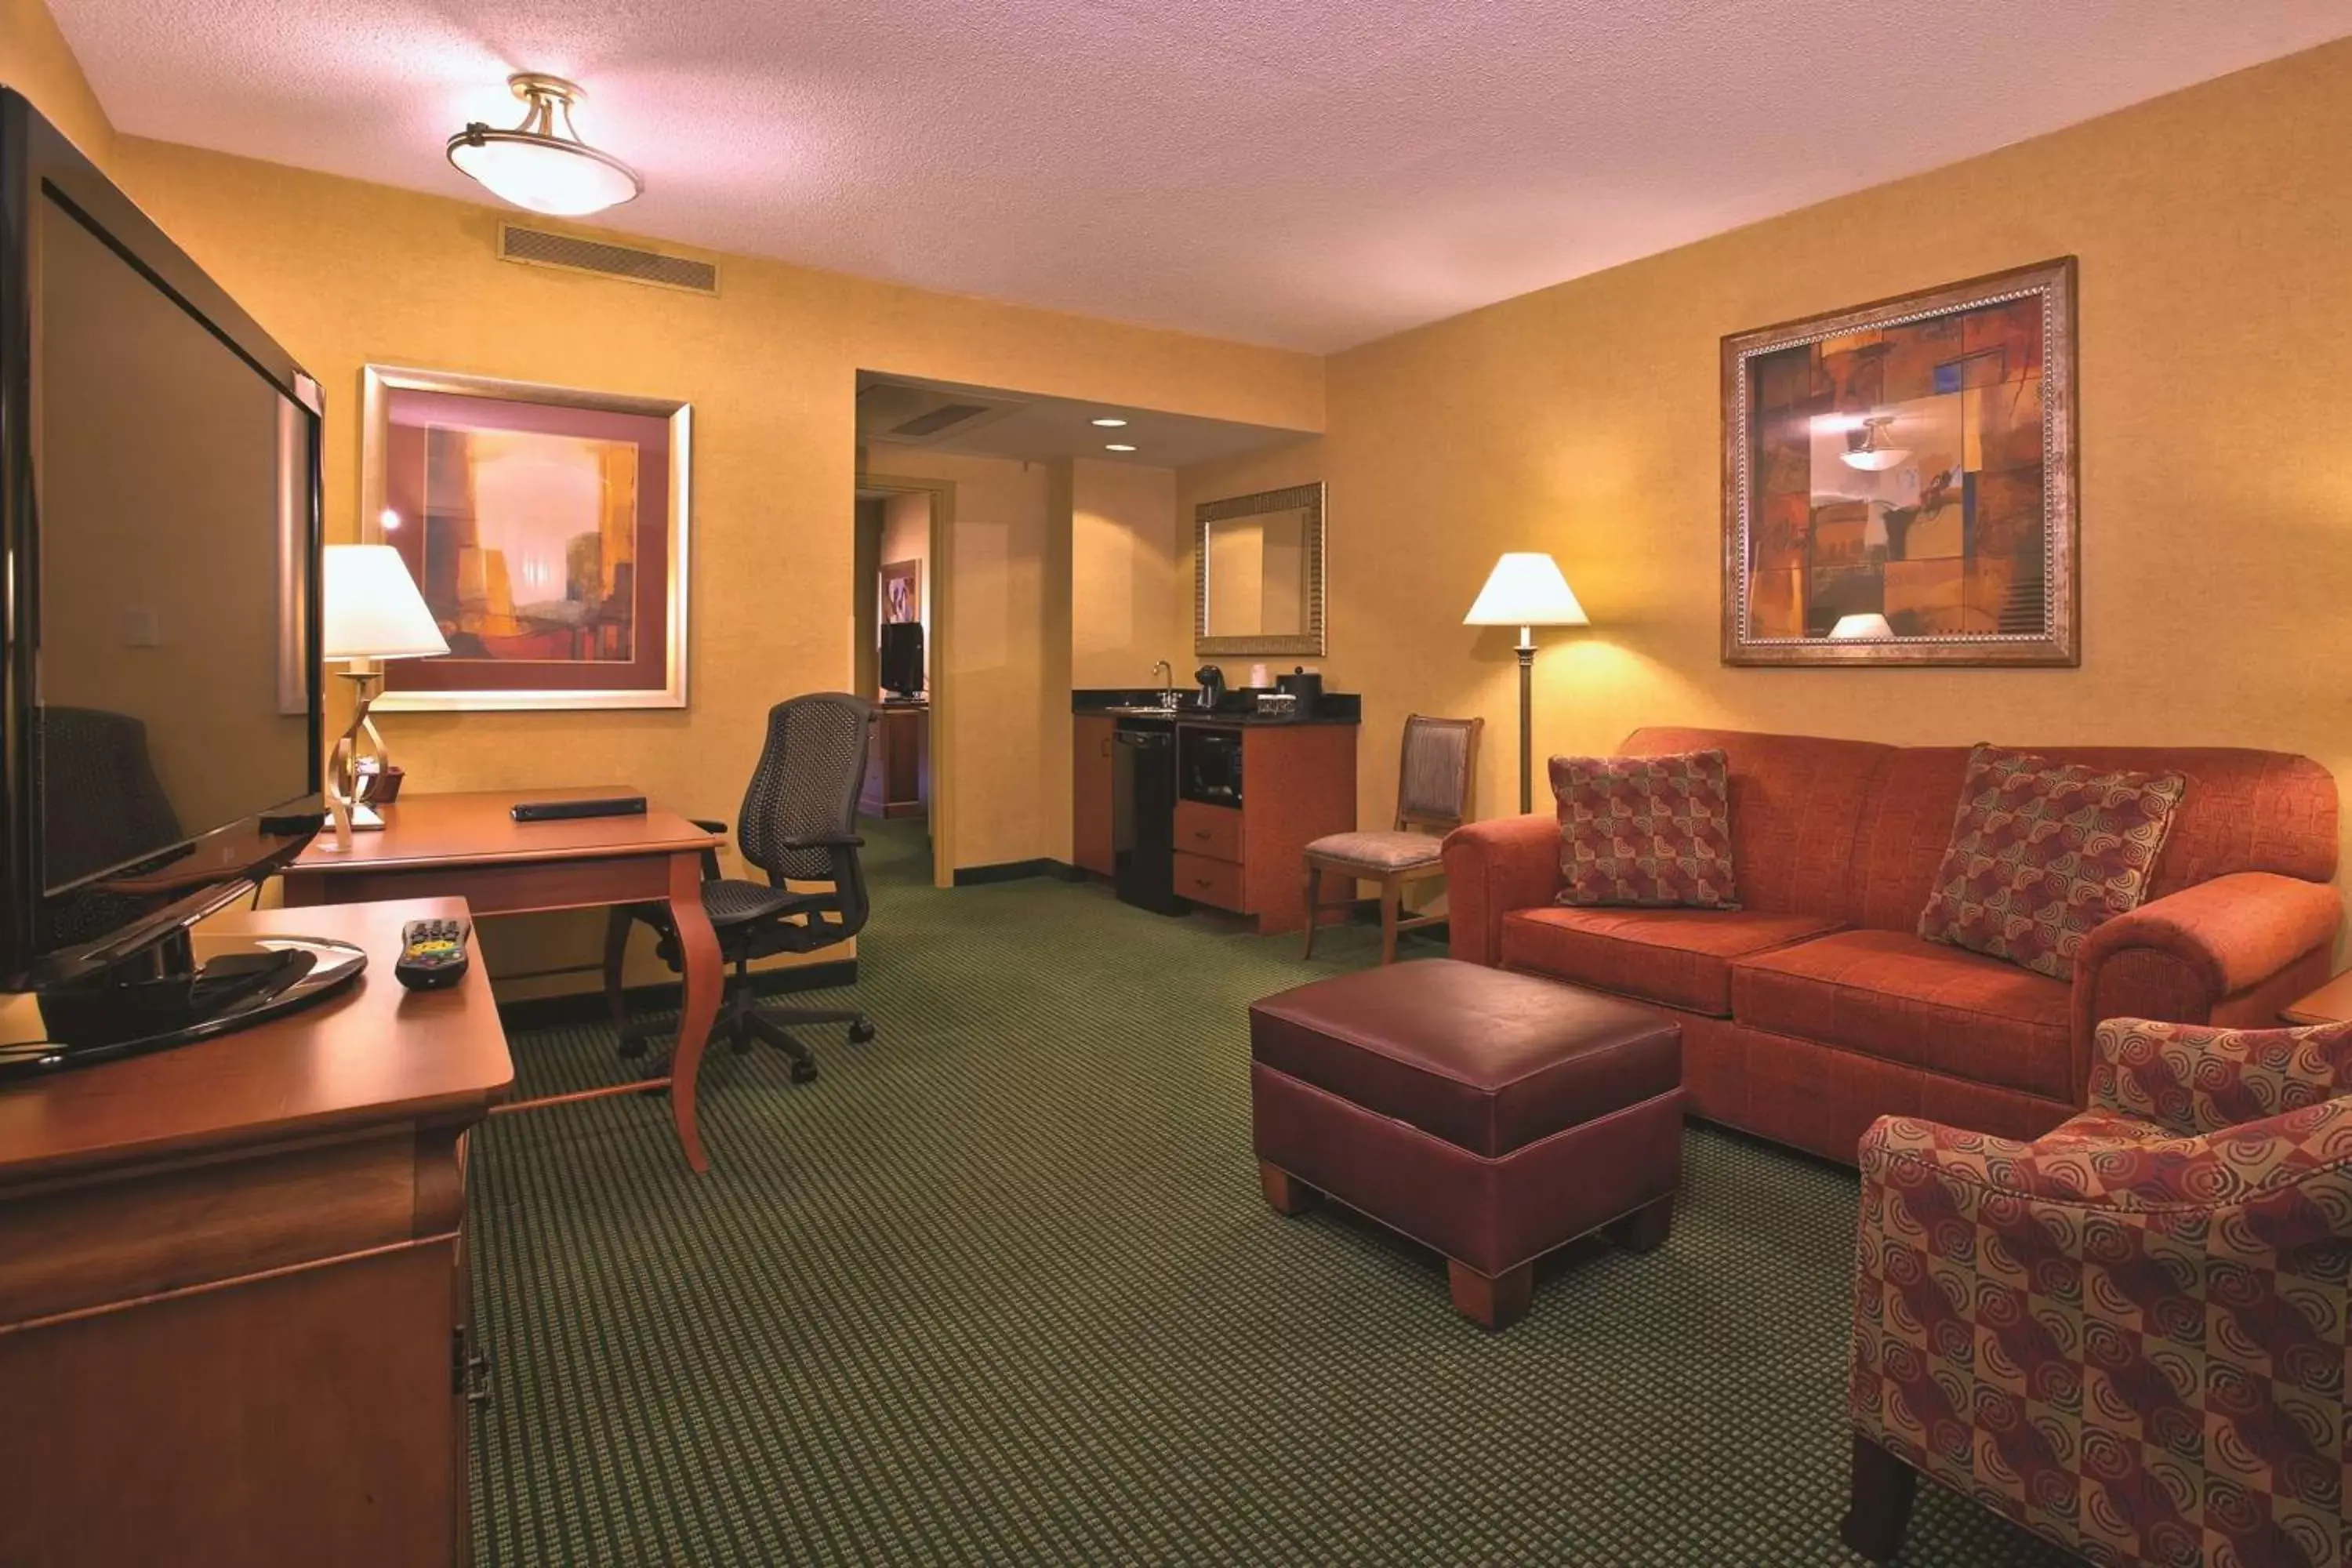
[855,470,956,888]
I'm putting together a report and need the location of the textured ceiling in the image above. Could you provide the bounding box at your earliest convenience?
[53,0,2351,350]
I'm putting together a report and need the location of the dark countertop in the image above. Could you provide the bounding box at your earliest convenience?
[1073,687,1360,727]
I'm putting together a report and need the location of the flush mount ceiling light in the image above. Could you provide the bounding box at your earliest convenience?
[1091,417,1129,427]
[1838,414,1911,473]
[447,73,643,217]
[1104,443,1137,452]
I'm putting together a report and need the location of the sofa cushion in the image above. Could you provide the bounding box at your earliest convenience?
[1501,906,1843,1016]
[1732,929,2072,1100]
[1548,750,1739,909]
[1917,745,2187,981]
[1619,728,1892,920]
[1848,744,2336,934]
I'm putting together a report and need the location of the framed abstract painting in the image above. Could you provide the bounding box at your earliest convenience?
[1720,258,2078,666]
[359,365,691,710]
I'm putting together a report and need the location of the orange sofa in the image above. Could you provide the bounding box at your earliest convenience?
[1442,728,2342,1163]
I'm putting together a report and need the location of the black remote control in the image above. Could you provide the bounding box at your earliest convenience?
[395,917,471,990]
[512,796,648,822]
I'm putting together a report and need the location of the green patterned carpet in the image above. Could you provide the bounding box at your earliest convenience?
[467,821,2072,1566]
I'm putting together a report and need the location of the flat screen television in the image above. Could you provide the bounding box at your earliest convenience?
[880,619,924,700]
[0,90,346,1073]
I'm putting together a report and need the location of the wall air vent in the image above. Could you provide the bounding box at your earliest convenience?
[497,223,718,295]
[889,402,993,439]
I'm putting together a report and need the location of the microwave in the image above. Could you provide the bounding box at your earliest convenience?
[1178,727,1243,808]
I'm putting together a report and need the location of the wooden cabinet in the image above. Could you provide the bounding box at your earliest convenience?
[1070,717,1356,934]
[0,899,512,1568]
[1073,715,1115,876]
[861,702,928,820]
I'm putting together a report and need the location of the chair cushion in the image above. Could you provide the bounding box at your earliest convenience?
[1732,929,2072,1100]
[1548,750,1739,909]
[1248,958,1682,1156]
[1499,906,1843,1017]
[1917,744,2187,981]
[1305,829,1444,872]
[699,878,815,926]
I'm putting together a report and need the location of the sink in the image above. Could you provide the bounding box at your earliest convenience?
[1099,704,1178,717]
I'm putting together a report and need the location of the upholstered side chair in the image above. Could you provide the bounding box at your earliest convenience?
[1844,1014,2352,1567]
[1301,714,1482,964]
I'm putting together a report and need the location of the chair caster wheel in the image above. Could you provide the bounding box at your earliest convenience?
[616,1034,648,1061]
[789,1061,818,1085]
[848,1020,877,1044]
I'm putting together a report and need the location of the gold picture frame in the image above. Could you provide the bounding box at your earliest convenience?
[359,364,691,710]
[1720,258,2079,666]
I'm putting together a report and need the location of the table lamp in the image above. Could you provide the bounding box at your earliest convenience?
[1465,552,1589,814]
[321,544,448,840]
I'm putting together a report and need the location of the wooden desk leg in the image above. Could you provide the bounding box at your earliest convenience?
[666,852,720,1174]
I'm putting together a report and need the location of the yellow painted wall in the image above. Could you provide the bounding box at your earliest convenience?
[1070,459,1184,689]
[860,444,1069,872]
[0,0,112,166]
[1306,42,2352,925]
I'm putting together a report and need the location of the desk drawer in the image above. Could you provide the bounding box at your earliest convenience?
[1174,801,1243,864]
[1175,851,1247,912]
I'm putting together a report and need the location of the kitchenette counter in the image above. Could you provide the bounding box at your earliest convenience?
[1072,688,1361,726]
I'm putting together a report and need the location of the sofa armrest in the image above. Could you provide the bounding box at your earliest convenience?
[2089,1014,2352,1137]
[1440,813,1563,966]
[2069,872,2342,1098]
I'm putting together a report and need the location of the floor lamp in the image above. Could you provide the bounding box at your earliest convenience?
[1464,552,1589,814]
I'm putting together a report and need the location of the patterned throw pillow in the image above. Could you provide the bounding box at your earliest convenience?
[1918,745,2187,981]
[1548,751,1739,909]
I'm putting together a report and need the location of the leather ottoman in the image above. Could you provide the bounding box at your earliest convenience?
[1250,957,1686,1330]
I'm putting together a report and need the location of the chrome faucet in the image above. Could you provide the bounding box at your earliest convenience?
[1151,659,1175,710]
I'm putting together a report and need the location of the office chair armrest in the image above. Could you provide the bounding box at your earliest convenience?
[691,818,731,836]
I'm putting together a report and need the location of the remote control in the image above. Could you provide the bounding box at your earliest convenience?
[512,796,648,822]
[395,917,471,990]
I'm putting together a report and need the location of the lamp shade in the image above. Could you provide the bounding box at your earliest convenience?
[1828,613,1895,640]
[323,544,449,662]
[1464,552,1588,628]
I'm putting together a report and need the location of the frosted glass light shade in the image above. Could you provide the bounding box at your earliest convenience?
[1828,613,1895,640]
[447,74,643,217]
[1464,552,1588,627]
[324,545,449,662]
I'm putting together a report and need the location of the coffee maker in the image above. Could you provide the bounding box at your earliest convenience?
[1192,664,1226,712]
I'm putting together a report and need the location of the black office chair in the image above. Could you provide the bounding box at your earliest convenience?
[605,692,878,1084]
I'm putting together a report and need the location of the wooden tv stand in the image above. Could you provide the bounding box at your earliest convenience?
[0,898,513,1567]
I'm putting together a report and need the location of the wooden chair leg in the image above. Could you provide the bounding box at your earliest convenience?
[1446,1259,1533,1330]
[1301,863,1322,960]
[1377,877,1403,965]
[1259,1161,1319,1216]
[1838,1434,1918,1563]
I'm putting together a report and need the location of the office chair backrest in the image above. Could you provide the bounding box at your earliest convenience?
[737,694,877,927]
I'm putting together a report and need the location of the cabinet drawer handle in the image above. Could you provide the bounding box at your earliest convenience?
[1192,829,1210,840]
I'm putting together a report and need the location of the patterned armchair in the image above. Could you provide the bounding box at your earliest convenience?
[1844,1016,2352,1567]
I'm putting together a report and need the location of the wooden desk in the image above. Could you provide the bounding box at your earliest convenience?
[2284,970,2352,1026]
[281,786,727,1172]
[0,898,511,1567]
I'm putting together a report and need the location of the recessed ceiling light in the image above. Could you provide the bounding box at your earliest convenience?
[1104,443,1137,452]
[1091,417,1128,427]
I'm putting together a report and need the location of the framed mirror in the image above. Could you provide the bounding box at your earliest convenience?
[1195,481,1325,657]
